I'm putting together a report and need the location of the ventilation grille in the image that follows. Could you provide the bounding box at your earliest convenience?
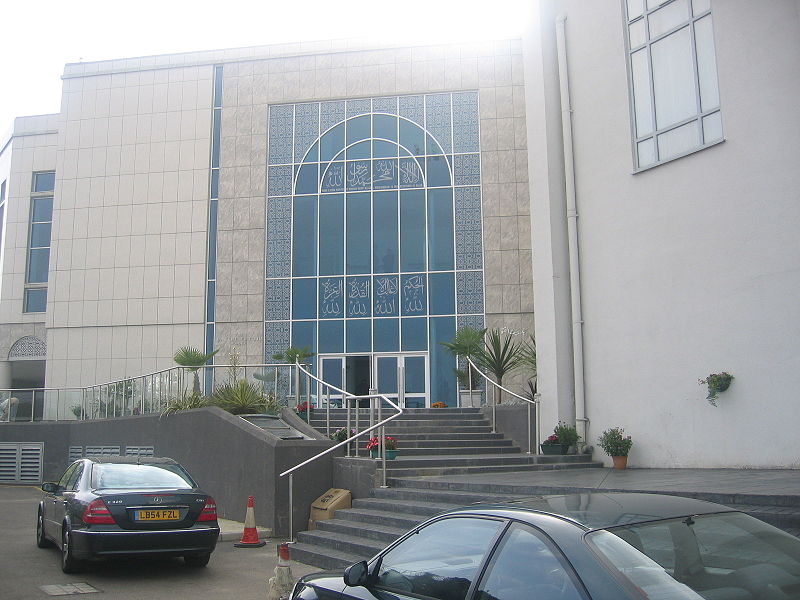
[125,446,154,457]
[84,446,120,457]
[0,443,43,483]
[68,446,83,461]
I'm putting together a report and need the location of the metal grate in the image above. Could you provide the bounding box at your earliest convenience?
[125,446,154,457]
[68,446,83,461]
[0,443,43,483]
[84,446,120,457]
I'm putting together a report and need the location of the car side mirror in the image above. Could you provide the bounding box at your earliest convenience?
[343,561,369,587]
[41,482,58,493]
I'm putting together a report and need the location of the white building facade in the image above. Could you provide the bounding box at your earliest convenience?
[524,0,800,468]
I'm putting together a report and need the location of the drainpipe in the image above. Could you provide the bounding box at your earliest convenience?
[556,15,588,444]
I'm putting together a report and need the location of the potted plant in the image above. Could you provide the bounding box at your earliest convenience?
[540,422,580,455]
[295,401,313,416]
[330,427,355,443]
[365,436,398,459]
[699,372,734,407]
[597,427,633,469]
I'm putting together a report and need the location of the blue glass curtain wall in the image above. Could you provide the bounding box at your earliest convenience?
[265,93,484,405]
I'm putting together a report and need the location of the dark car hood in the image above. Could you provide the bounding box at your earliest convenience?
[300,570,348,592]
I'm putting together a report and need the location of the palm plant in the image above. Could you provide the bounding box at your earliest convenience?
[441,326,487,390]
[520,335,537,401]
[161,391,209,416]
[211,380,269,415]
[475,329,524,404]
[272,346,315,400]
[272,346,315,365]
[173,346,218,393]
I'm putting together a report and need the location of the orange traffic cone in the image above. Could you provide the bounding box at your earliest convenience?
[235,496,266,548]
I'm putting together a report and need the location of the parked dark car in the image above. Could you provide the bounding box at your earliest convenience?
[291,492,800,600]
[37,456,219,573]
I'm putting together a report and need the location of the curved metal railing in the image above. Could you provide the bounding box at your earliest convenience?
[0,363,300,422]
[279,361,404,539]
[465,357,540,454]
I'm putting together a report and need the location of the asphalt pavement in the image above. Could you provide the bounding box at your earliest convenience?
[0,485,321,600]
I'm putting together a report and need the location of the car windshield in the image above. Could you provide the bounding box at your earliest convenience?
[587,512,800,599]
[91,463,196,490]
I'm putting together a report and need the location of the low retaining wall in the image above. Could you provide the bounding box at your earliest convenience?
[0,407,334,536]
[482,403,537,452]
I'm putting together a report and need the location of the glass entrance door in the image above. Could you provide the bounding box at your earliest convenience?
[318,354,428,408]
[374,354,427,408]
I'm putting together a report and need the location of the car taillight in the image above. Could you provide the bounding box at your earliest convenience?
[83,499,116,524]
[198,498,217,522]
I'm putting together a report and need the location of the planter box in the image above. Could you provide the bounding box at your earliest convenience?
[370,449,398,460]
[540,444,570,455]
[459,390,483,408]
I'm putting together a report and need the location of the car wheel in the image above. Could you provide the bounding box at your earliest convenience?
[184,552,211,568]
[61,528,83,574]
[36,508,50,548]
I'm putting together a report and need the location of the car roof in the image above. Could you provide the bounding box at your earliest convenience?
[82,456,179,465]
[449,492,738,530]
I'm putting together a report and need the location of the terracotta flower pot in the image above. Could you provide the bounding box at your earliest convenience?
[612,455,628,470]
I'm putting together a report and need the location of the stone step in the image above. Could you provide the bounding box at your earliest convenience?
[372,453,588,469]
[288,542,366,572]
[375,438,515,448]
[312,408,482,415]
[381,461,603,478]
[371,486,526,506]
[334,507,433,530]
[296,528,386,559]
[315,518,407,545]
[385,477,800,532]
[352,497,460,518]
[312,418,491,428]
[385,446,521,456]
[320,425,496,434]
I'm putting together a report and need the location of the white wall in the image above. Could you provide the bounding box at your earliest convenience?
[525,0,800,467]
[47,64,214,387]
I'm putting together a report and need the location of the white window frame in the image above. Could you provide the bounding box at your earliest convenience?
[623,0,724,171]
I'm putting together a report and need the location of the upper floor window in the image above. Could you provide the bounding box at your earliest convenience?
[625,0,722,170]
[32,171,55,193]
[24,172,54,313]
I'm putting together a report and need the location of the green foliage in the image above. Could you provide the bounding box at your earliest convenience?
[553,422,580,447]
[474,329,524,403]
[441,326,487,359]
[272,346,315,365]
[162,391,209,416]
[173,346,219,370]
[211,380,270,415]
[173,346,218,393]
[698,372,734,406]
[329,427,354,443]
[519,335,537,377]
[598,427,633,457]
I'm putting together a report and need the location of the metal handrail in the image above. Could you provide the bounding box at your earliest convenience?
[465,357,540,455]
[1,363,299,422]
[279,361,404,540]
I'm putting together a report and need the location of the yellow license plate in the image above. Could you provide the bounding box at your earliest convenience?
[135,509,180,521]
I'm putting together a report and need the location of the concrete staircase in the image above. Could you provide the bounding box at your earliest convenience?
[306,407,601,477]
[292,407,602,568]
[290,474,800,570]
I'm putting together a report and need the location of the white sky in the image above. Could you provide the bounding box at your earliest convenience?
[0,0,528,132]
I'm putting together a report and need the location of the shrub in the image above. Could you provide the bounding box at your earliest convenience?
[597,427,633,457]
